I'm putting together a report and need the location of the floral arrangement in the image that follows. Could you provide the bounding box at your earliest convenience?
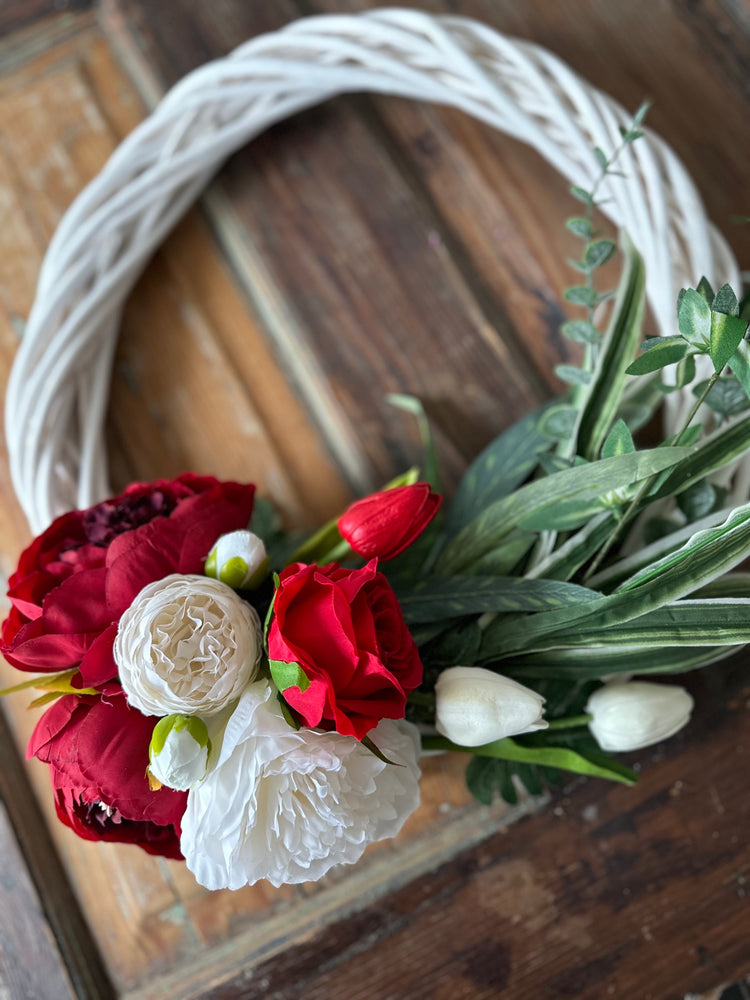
[3,108,750,890]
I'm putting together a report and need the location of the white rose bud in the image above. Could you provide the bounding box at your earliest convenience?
[149,714,210,791]
[205,530,268,590]
[115,574,262,717]
[434,666,547,747]
[586,680,694,752]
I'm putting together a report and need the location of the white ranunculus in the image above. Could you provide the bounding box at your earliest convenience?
[586,680,694,752]
[205,530,268,589]
[149,714,211,791]
[181,679,421,889]
[434,666,547,747]
[114,574,262,717]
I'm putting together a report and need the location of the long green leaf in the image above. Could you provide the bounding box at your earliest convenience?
[479,503,750,659]
[575,237,646,461]
[422,735,636,785]
[396,576,599,623]
[586,506,735,592]
[538,599,750,650]
[438,446,691,574]
[445,406,552,536]
[507,643,739,679]
[525,513,615,582]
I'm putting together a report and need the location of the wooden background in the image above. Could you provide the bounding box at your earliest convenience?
[0,1,749,997]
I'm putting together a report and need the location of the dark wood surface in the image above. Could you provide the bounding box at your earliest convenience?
[0,2,749,998]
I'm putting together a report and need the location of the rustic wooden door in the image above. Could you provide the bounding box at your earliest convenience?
[1,3,749,998]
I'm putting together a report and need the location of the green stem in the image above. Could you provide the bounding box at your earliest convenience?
[407,690,436,708]
[546,713,592,730]
[584,366,722,581]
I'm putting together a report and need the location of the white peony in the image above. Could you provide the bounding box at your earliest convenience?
[114,574,262,717]
[181,679,421,889]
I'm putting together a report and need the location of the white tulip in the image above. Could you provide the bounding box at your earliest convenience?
[586,680,694,752]
[205,530,268,589]
[149,715,210,791]
[115,574,262,717]
[434,666,547,747]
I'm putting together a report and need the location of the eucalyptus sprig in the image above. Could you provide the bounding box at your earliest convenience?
[558,100,651,382]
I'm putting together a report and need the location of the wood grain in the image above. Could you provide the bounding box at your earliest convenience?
[193,662,750,1000]
[0,1,748,997]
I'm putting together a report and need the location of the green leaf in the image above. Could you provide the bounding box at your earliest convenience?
[729,338,750,396]
[564,285,599,308]
[632,100,651,126]
[652,410,750,501]
[626,337,691,375]
[519,496,618,532]
[445,406,552,537]
[694,376,750,417]
[269,659,310,693]
[396,576,599,623]
[465,757,518,805]
[593,146,609,170]
[574,237,646,460]
[438,447,691,575]
[675,353,696,389]
[421,620,482,668]
[471,531,537,576]
[709,312,748,372]
[696,276,715,304]
[584,239,616,270]
[566,217,593,239]
[387,394,440,490]
[555,365,592,386]
[479,502,750,659]
[678,287,712,348]
[361,734,403,767]
[561,319,600,344]
[676,480,718,521]
[712,283,739,316]
[570,185,594,205]
[620,127,644,142]
[524,513,614,583]
[538,404,578,442]
[425,735,637,786]
[601,418,635,458]
[552,599,750,649]
[508,643,738,679]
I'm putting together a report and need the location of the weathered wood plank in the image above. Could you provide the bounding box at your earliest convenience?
[0,797,78,1000]
[184,662,750,1000]
[0,707,115,1000]
[107,0,554,489]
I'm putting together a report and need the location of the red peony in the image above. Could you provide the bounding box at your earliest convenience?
[2,474,255,686]
[267,560,423,739]
[28,684,187,858]
[338,483,441,560]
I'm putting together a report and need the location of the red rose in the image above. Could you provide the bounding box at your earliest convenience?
[28,685,186,859]
[2,474,255,687]
[267,560,423,739]
[338,483,441,560]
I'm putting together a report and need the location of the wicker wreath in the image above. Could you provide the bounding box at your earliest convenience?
[6,7,741,534]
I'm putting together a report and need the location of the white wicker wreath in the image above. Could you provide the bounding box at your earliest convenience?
[6,8,741,534]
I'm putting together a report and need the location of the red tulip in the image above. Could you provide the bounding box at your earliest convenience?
[338,483,441,561]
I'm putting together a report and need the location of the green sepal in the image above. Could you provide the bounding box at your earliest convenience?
[362,734,403,767]
[269,659,310,693]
